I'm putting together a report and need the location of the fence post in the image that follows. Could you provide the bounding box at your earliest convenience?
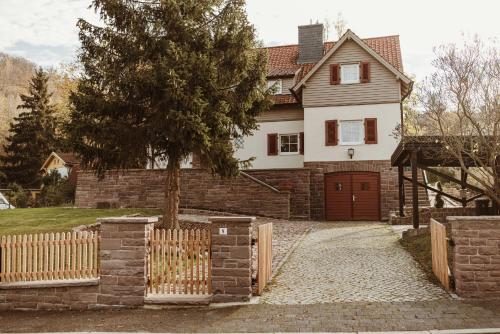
[96,216,157,307]
[209,216,255,303]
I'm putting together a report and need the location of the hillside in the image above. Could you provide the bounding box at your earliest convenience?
[0,53,76,150]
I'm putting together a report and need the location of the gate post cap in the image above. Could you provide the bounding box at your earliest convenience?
[96,216,158,224]
[208,216,256,223]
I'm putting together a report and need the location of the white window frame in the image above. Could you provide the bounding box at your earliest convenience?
[339,120,364,145]
[340,63,360,84]
[279,133,299,155]
[268,79,283,95]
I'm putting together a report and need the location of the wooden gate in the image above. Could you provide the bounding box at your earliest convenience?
[430,219,450,290]
[147,229,211,295]
[256,223,273,295]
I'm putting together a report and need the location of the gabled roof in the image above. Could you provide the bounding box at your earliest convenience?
[293,30,412,93]
[264,31,411,105]
[40,152,79,171]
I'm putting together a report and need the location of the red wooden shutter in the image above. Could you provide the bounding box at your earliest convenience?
[330,64,340,85]
[360,62,371,83]
[364,118,377,144]
[267,133,278,155]
[299,132,304,155]
[325,120,338,146]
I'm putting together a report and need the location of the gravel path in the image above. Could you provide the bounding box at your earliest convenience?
[261,222,450,304]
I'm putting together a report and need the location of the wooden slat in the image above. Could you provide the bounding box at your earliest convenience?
[0,231,100,283]
[257,223,273,295]
[430,219,450,291]
[146,228,212,296]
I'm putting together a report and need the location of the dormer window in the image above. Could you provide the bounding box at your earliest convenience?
[340,64,360,84]
[267,79,283,95]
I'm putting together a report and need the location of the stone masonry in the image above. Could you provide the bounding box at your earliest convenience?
[97,217,156,307]
[450,216,500,299]
[245,169,311,220]
[305,160,399,220]
[76,169,290,219]
[209,217,254,303]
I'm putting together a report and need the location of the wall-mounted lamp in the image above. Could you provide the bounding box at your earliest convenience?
[348,148,355,159]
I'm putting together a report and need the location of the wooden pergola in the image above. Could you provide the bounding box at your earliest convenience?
[391,136,489,229]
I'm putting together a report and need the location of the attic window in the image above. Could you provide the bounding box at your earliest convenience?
[340,64,359,84]
[267,79,283,95]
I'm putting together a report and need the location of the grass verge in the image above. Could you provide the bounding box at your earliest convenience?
[399,232,440,285]
[0,207,162,235]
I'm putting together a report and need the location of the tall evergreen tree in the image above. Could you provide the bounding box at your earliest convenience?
[67,0,272,228]
[1,68,58,187]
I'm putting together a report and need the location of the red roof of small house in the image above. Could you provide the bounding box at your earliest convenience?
[264,35,404,105]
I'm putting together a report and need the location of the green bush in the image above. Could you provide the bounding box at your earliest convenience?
[434,181,444,208]
[6,183,31,208]
[37,170,75,207]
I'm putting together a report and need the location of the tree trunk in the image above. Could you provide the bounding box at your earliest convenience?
[163,159,181,229]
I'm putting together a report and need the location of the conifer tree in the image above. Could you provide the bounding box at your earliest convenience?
[67,0,272,228]
[1,68,58,187]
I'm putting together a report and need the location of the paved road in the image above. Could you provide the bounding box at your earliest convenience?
[1,300,500,332]
[261,222,449,304]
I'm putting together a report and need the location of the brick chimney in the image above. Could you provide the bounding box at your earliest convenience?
[298,23,324,64]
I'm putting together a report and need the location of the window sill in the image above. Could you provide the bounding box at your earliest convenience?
[339,143,364,146]
[279,152,300,156]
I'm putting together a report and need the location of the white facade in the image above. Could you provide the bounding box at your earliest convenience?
[235,120,304,169]
[304,103,400,162]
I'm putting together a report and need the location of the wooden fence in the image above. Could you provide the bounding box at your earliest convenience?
[430,219,450,290]
[256,223,273,295]
[148,229,211,295]
[0,232,100,283]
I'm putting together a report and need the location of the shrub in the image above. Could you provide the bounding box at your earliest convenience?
[434,182,444,208]
[6,183,31,208]
[38,170,75,207]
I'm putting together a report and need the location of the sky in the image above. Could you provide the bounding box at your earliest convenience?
[0,0,498,81]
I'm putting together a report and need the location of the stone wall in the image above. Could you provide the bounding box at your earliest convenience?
[76,169,290,219]
[450,216,500,299]
[390,207,476,226]
[305,160,399,220]
[245,169,311,219]
[209,217,253,302]
[0,281,99,311]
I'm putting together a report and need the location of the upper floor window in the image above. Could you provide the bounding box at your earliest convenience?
[340,64,360,84]
[280,134,299,154]
[267,79,283,95]
[339,120,364,145]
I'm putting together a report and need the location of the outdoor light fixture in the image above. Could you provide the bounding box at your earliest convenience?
[348,148,355,159]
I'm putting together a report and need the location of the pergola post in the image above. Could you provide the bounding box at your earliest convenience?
[460,169,468,208]
[411,150,419,229]
[398,165,405,217]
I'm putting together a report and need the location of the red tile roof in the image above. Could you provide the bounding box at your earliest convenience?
[265,35,404,105]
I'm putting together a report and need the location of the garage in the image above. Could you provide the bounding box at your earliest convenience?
[324,172,380,221]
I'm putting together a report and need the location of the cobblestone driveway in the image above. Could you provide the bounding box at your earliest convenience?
[261,222,449,304]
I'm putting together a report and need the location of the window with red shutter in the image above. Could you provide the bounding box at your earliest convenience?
[325,120,338,146]
[364,118,377,144]
[299,132,304,155]
[267,133,278,155]
[330,64,340,85]
[360,62,371,83]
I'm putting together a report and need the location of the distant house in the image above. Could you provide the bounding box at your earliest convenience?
[40,152,80,186]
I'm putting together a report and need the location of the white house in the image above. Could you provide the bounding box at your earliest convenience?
[150,24,413,221]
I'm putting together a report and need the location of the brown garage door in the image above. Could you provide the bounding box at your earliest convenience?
[324,172,380,221]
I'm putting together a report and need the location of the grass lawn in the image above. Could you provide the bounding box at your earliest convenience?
[0,207,162,236]
[399,231,454,288]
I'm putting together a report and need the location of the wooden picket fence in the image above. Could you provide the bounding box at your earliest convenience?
[430,219,451,290]
[0,231,100,283]
[148,229,211,295]
[256,223,273,295]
